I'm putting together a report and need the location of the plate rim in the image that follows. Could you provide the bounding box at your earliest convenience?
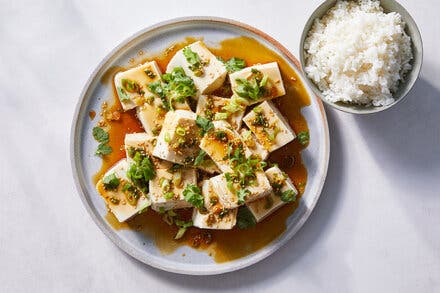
[70,16,330,275]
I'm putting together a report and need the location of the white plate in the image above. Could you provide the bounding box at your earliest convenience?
[70,17,329,275]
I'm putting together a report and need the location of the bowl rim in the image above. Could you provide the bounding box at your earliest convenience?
[70,16,330,275]
[299,0,424,115]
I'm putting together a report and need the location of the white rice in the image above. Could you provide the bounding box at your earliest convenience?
[304,0,413,106]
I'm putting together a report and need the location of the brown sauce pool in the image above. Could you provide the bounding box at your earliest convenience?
[93,36,310,263]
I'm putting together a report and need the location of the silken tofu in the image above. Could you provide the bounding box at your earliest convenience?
[243,101,296,152]
[166,41,227,94]
[114,61,162,111]
[152,110,200,165]
[209,172,272,209]
[199,120,252,173]
[96,159,150,222]
[247,166,298,222]
[192,180,237,229]
[196,95,245,130]
[229,62,286,105]
[192,208,237,230]
[136,96,190,137]
[124,133,155,159]
[149,167,196,211]
[239,129,269,160]
[124,133,171,169]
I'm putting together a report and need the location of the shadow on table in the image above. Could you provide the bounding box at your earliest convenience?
[127,108,346,289]
[354,77,440,251]
[354,77,440,177]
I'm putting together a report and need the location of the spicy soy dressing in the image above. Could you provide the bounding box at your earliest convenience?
[93,36,310,263]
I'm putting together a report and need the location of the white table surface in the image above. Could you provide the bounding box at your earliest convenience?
[1,0,439,292]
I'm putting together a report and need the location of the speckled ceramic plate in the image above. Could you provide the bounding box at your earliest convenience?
[71,17,329,275]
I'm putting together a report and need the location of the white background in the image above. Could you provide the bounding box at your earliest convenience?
[1,0,439,292]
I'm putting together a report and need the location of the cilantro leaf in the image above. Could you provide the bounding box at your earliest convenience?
[235,79,262,100]
[237,189,250,205]
[280,189,297,203]
[223,57,246,73]
[183,47,200,65]
[102,173,120,190]
[237,207,256,229]
[297,131,310,146]
[183,47,205,76]
[92,127,109,143]
[148,81,169,110]
[196,115,214,136]
[183,184,204,209]
[93,127,112,157]
[148,67,197,111]
[224,142,264,189]
[162,67,197,105]
[127,150,156,194]
[234,69,268,101]
[95,143,112,156]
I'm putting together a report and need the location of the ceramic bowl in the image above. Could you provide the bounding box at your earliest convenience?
[299,0,423,114]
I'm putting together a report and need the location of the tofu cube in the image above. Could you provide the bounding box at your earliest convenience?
[200,179,224,212]
[124,133,155,158]
[166,41,227,94]
[152,110,200,165]
[192,208,237,230]
[229,62,286,105]
[136,96,190,136]
[196,95,245,130]
[96,159,150,222]
[150,110,219,173]
[209,172,272,209]
[114,61,162,111]
[149,167,196,211]
[199,120,252,173]
[124,133,172,169]
[239,129,269,160]
[243,101,295,152]
[247,166,298,222]
[192,180,237,229]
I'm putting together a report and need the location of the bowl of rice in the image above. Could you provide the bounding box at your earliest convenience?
[300,0,423,114]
